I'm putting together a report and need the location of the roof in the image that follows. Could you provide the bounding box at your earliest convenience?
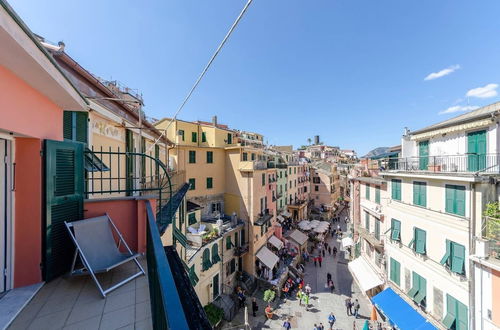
[353,176,385,185]
[268,235,284,249]
[411,101,500,135]
[371,288,437,330]
[288,229,308,246]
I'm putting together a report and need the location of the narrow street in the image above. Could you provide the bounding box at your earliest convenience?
[225,208,373,330]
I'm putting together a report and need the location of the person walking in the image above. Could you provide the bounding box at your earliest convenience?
[328,279,335,293]
[313,256,317,267]
[305,283,312,296]
[327,272,332,282]
[319,322,325,330]
[332,246,337,258]
[353,299,360,318]
[252,297,258,317]
[283,318,292,330]
[302,293,310,310]
[345,297,352,316]
[297,289,303,306]
[322,248,326,257]
[328,313,336,329]
[328,246,332,255]
[318,255,323,267]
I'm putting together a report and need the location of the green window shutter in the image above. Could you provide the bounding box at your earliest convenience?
[63,111,73,140]
[443,294,457,328]
[365,212,370,230]
[455,186,466,216]
[188,178,195,190]
[414,274,426,305]
[75,112,88,144]
[366,184,370,200]
[392,179,401,200]
[391,219,401,241]
[451,242,465,275]
[375,186,381,204]
[413,182,426,207]
[188,265,199,286]
[188,150,196,163]
[251,153,255,160]
[154,144,160,160]
[227,133,232,144]
[390,258,401,286]
[456,299,468,330]
[407,272,419,298]
[440,240,451,265]
[375,220,380,240]
[188,213,197,225]
[207,177,213,189]
[421,183,427,206]
[226,236,232,250]
[206,151,213,163]
[243,152,248,161]
[445,185,454,214]
[415,228,426,254]
[413,182,419,205]
[202,249,212,271]
[180,130,185,141]
[201,132,207,142]
[262,173,265,186]
[192,132,197,143]
[212,244,220,264]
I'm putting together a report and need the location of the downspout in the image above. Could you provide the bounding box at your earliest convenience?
[469,182,476,330]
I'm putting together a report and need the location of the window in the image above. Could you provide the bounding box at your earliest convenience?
[226,236,232,250]
[389,258,400,286]
[365,184,370,200]
[440,240,466,275]
[227,133,232,144]
[289,168,292,174]
[409,228,426,255]
[294,167,297,174]
[365,212,370,231]
[201,132,207,142]
[202,249,211,271]
[251,153,255,160]
[443,294,468,330]
[242,152,248,161]
[63,111,88,143]
[206,151,213,163]
[391,179,401,201]
[188,213,197,225]
[413,181,427,207]
[262,173,266,186]
[191,132,197,143]
[207,177,213,189]
[313,177,320,184]
[211,202,221,213]
[212,243,221,264]
[408,271,426,306]
[188,178,196,190]
[189,150,196,163]
[304,186,307,193]
[188,265,199,286]
[375,186,381,204]
[179,130,185,141]
[229,258,236,274]
[445,185,466,216]
[390,219,401,241]
[375,219,380,240]
[315,185,319,192]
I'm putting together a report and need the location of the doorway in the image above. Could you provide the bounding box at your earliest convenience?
[0,138,12,293]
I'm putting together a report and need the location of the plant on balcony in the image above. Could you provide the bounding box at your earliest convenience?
[483,202,500,258]
[204,303,223,327]
[263,288,276,303]
[202,229,219,243]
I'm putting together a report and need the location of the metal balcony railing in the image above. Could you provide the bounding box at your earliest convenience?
[483,216,500,259]
[380,154,500,174]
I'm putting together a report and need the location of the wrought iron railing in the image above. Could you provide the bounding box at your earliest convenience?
[483,216,500,259]
[380,154,500,174]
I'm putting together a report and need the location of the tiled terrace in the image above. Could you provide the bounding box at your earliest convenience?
[8,258,151,330]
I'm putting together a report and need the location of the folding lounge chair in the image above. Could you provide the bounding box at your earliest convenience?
[65,214,145,298]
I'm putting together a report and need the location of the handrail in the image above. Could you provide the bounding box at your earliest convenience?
[145,200,189,329]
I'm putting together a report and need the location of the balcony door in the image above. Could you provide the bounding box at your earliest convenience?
[467,130,486,172]
[418,140,429,170]
[0,139,12,293]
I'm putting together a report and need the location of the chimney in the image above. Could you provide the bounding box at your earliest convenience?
[212,116,218,127]
[314,135,320,145]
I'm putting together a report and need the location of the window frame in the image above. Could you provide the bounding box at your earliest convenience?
[188,150,196,164]
[391,179,402,201]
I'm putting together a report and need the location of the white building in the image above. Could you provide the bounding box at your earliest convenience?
[379,102,500,330]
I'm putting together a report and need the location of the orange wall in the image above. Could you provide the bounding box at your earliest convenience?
[493,269,500,326]
[14,138,43,287]
[83,198,156,253]
[0,65,62,140]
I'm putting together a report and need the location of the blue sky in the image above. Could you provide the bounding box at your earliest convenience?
[10,0,500,155]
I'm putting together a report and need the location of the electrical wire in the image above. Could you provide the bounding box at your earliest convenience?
[148,0,254,151]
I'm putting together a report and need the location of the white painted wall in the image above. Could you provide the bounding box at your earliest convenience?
[474,264,497,330]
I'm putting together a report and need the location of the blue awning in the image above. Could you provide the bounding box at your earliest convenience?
[371,288,437,330]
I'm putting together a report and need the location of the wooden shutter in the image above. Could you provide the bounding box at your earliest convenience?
[445,185,454,214]
[456,299,468,330]
[440,240,451,265]
[415,228,426,254]
[455,186,466,216]
[413,182,419,205]
[44,140,84,281]
[391,219,401,241]
[420,183,426,206]
[451,242,465,274]
[125,129,134,196]
[63,111,73,140]
[75,112,88,144]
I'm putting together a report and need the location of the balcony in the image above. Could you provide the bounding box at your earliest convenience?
[186,215,244,249]
[234,243,249,256]
[482,216,500,260]
[357,227,384,250]
[380,154,500,174]
[239,160,267,171]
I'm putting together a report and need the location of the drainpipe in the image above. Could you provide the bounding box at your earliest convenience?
[469,182,476,330]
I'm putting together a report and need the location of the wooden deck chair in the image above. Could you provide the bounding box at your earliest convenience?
[65,214,145,298]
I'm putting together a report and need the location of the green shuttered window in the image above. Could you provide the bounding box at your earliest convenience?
[212,244,221,264]
[242,152,248,161]
[365,184,370,200]
[63,111,88,144]
[188,212,197,225]
[391,219,401,241]
[262,173,266,186]
[201,132,207,142]
[226,236,232,250]
[207,151,213,163]
[202,249,211,271]
[408,272,426,306]
[189,150,196,163]
[443,294,468,330]
[413,228,426,255]
[375,186,381,204]
[413,181,427,207]
[365,212,370,231]
[445,184,466,216]
[375,220,380,240]
[391,179,401,201]
[389,258,400,286]
[192,132,197,143]
[207,177,213,189]
[440,240,466,275]
[188,178,195,190]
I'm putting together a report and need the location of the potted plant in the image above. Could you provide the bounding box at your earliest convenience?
[204,303,223,328]
[263,288,276,303]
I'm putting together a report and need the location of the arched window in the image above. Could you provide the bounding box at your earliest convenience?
[202,248,211,271]
[212,243,221,264]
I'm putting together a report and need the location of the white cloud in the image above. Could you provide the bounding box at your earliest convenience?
[424,65,460,81]
[439,105,479,115]
[466,83,498,98]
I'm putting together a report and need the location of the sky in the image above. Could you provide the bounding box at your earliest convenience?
[9,0,500,155]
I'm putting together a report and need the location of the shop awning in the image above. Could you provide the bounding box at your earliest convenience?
[268,235,284,249]
[372,288,437,330]
[256,246,279,269]
[289,230,308,246]
[348,257,384,292]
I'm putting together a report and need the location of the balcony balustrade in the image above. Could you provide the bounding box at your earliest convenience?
[483,216,500,260]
